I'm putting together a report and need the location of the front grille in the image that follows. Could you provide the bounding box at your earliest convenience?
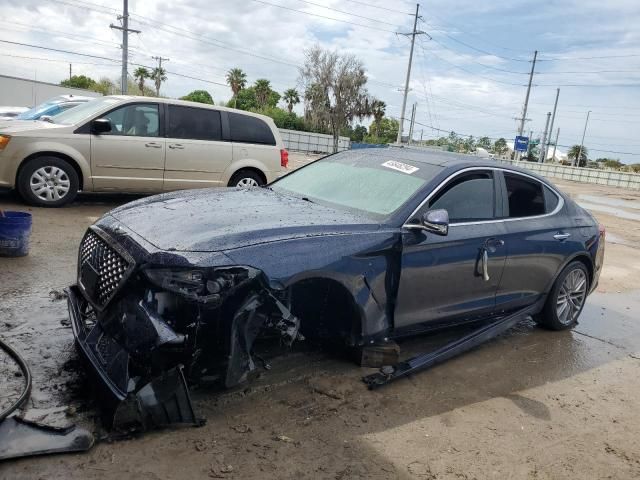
[79,229,131,307]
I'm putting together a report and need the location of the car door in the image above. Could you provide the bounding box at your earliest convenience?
[494,170,572,311]
[163,104,232,191]
[394,169,507,329]
[90,102,165,192]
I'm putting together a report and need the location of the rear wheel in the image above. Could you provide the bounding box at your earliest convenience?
[17,156,79,207]
[536,261,589,330]
[228,169,265,188]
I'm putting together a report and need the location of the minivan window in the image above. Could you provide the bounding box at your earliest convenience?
[53,97,120,125]
[102,104,159,137]
[168,105,222,141]
[505,173,545,217]
[228,112,275,145]
[428,172,495,223]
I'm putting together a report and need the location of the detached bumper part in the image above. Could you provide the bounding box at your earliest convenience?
[66,286,202,431]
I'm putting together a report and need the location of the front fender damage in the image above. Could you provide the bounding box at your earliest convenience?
[68,265,303,432]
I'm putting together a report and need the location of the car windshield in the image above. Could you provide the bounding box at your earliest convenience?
[15,102,58,120]
[271,153,442,219]
[52,97,120,125]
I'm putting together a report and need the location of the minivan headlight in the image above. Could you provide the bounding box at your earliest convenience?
[0,135,11,151]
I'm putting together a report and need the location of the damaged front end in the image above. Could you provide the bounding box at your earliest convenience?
[68,227,302,432]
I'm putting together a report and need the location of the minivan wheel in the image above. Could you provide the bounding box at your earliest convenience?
[536,261,589,330]
[229,170,265,188]
[17,156,79,207]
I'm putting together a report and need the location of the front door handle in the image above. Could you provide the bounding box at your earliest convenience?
[553,232,571,241]
[168,144,184,150]
[145,142,162,148]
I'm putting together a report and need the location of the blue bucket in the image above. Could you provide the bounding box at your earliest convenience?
[0,211,33,257]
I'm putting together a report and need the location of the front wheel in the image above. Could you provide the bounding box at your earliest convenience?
[228,170,265,188]
[17,156,79,207]
[536,261,589,330]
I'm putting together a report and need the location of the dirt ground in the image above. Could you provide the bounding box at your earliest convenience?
[1,172,639,479]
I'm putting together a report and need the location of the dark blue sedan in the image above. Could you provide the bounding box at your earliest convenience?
[67,148,605,428]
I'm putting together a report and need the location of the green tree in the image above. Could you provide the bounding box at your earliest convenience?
[596,158,624,170]
[180,90,214,104]
[568,145,588,167]
[370,99,386,137]
[300,46,372,153]
[351,125,367,142]
[283,88,300,113]
[226,68,247,108]
[254,79,273,108]
[133,67,150,96]
[151,67,167,96]
[60,75,96,90]
[493,138,508,156]
[365,117,398,144]
[93,77,116,95]
[229,87,258,110]
[477,136,491,149]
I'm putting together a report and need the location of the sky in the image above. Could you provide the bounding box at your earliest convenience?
[0,0,639,163]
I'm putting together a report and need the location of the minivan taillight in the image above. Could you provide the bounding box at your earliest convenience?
[280,149,289,168]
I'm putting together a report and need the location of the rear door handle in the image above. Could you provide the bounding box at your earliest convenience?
[553,233,571,241]
[145,142,162,148]
[168,144,184,150]
[484,238,505,252]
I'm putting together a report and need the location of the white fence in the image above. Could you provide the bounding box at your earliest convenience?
[279,128,350,154]
[0,74,102,107]
[498,158,640,190]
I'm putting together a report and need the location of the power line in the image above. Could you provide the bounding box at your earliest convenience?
[341,0,412,15]
[538,53,640,61]
[292,0,401,27]
[0,39,119,63]
[0,52,116,66]
[250,0,398,33]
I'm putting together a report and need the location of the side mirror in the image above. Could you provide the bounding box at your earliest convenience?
[39,115,53,123]
[422,209,449,236]
[91,118,111,134]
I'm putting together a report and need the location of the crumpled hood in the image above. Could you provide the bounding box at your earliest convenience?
[0,120,66,134]
[106,187,378,252]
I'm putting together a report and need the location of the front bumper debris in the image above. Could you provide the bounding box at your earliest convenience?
[67,285,202,431]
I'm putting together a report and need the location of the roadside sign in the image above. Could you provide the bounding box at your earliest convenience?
[514,136,529,152]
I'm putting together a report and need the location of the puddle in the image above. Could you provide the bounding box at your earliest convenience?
[578,194,640,211]
[577,201,640,221]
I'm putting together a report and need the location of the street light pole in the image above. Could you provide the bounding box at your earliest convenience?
[575,110,591,167]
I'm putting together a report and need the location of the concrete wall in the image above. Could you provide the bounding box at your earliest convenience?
[0,75,102,107]
[280,128,350,153]
[498,158,640,190]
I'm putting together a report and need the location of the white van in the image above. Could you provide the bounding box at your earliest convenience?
[0,96,289,206]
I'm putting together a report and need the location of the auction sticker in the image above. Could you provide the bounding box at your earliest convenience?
[381,160,419,174]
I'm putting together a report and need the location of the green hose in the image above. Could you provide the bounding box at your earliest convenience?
[0,337,32,421]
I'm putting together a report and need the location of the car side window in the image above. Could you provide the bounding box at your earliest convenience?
[101,104,159,137]
[504,173,545,217]
[543,185,559,213]
[228,112,276,145]
[427,171,495,223]
[167,105,222,141]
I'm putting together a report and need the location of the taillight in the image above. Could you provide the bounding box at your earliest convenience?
[280,149,289,168]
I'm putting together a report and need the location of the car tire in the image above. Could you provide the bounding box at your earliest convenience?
[536,261,589,331]
[228,170,265,188]
[17,156,79,207]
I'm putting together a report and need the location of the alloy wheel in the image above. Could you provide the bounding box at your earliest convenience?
[556,268,587,325]
[236,177,259,188]
[30,166,71,202]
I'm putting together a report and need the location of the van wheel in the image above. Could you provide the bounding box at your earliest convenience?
[536,261,589,330]
[17,156,79,207]
[229,170,265,188]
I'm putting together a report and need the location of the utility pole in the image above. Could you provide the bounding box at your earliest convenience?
[539,112,551,163]
[515,50,538,162]
[575,110,591,167]
[551,127,560,163]
[396,3,426,145]
[544,88,560,162]
[408,103,417,145]
[69,63,72,81]
[152,56,170,70]
[110,0,140,94]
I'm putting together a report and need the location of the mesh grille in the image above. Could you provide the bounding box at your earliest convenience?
[79,230,130,306]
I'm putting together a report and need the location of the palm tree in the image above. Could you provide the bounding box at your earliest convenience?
[226,68,247,108]
[151,67,167,96]
[370,99,386,136]
[254,79,272,108]
[568,145,588,167]
[133,67,150,96]
[283,88,300,113]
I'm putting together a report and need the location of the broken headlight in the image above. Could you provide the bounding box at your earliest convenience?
[144,267,259,303]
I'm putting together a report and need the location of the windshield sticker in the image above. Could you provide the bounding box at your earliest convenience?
[381,160,419,175]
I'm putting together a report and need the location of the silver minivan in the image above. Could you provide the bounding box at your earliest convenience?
[0,96,289,206]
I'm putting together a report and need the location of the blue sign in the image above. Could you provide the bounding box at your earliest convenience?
[514,136,529,152]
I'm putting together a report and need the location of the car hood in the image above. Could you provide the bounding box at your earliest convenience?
[106,187,380,252]
[0,120,66,133]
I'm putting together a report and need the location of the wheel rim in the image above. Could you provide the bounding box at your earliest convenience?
[236,177,259,188]
[30,166,71,202]
[556,269,587,325]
